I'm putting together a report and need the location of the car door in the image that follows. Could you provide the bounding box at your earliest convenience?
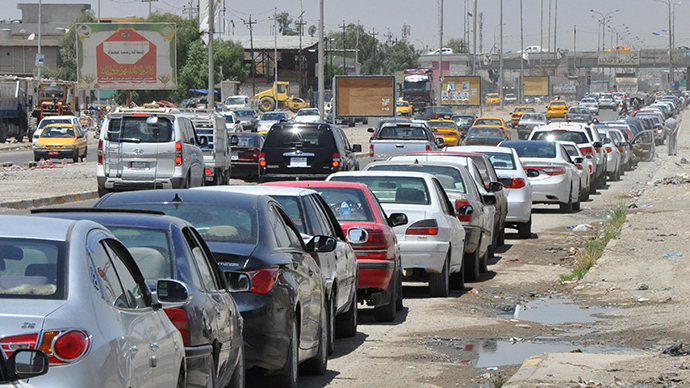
[181,118,205,187]
[431,178,464,272]
[559,145,580,201]
[631,130,655,162]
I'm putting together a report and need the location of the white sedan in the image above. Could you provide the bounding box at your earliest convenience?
[294,108,321,123]
[500,140,581,213]
[327,171,466,297]
[560,141,592,203]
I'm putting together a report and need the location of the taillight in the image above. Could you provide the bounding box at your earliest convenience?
[406,219,439,235]
[97,140,103,165]
[426,144,431,151]
[164,308,191,347]
[369,143,374,158]
[259,152,266,167]
[605,146,612,153]
[617,146,623,152]
[205,168,212,176]
[504,177,526,189]
[332,153,340,168]
[252,149,260,161]
[175,141,182,165]
[579,146,593,155]
[246,267,280,294]
[524,166,566,176]
[52,330,89,361]
[356,229,390,259]
[1,333,38,357]
[455,199,472,222]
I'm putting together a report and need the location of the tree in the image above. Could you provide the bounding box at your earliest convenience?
[275,11,297,36]
[328,23,380,75]
[43,11,96,81]
[446,38,469,54]
[380,41,420,74]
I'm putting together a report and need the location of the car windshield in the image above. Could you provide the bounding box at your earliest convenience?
[453,116,474,125]
[520,113,543,121]
[428,122,456,130]
[504,142,557,158]
[107,227,173,283]
[467,127,504,137]
[431,107,453,114]
[532,131,589,144]
[264,127,334,148]
[367,165,466,193]
[0,238,66,300]
[234,134,262,148]
[38,118,72,130]
[261,112,287,121]
[311,187,376,222]
[550,101,566,106]
[226,97,246,105]
[235,110,255,118]
[513,107,534,113]
[106,116,174,143]
[41,126,75,138]
[298,109,319,116]
[474,118,502,126]
[396,101,409,107]
[329,176,431,205]
[581,99,596,103]
[377,125,427,140]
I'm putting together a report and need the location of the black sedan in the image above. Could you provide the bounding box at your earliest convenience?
[31,209,246,388]
[462,126,507,146]
[94,189,333,387]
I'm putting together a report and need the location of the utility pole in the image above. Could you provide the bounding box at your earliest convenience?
[540,0,543,74]
[478,12,483,54]
[547,0,551,52]
[472,0,477,75]
[37,0,42,84]
[207,0,214,110]
[318,0,324,121]
[273,8,278,87]
[553,0,558,57]
[371,28,379,74]
[438,0,443,106]
[355,21,360,72]
[296,13,306,96]
[340,20,347,75]
[520,0,524,104]
[499,0,504,109]
[242,15,257,95]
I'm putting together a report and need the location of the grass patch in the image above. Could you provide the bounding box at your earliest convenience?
[560,202,627,282]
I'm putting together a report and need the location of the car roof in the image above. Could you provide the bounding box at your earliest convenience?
[329,171,437,180]
[408,150,485,157]
[198,185,318,197]
[44,123,76,127]
[264,180,371,190]
[538,123,588,131]
[30,210,185,229]
[446,146,514,154]
[0,215,77,241]
[97,189,263,208]
[367,160,467,172]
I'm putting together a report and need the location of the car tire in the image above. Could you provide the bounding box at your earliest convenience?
[363,118,369,125]
[300,303,328,376]
[259,97,276,112]
[449,260,465,291]
[479,245,489,273]
[228,344,245,388]
[72,151,79,163]
[336,289,357,338]
[34,155,40,162]
[205,358,216,388]
[269,319,299,388]
[581,183,590,202]
[428,255,450,297]
[176,365,186,388]
[560,186,574,213]
[81,147,87,162]
[463,248,480,282]
[374,275,397,322]
[517,217,532,239]
[326,295,335,355]
[596,173,606,189]
[497,225,506,247]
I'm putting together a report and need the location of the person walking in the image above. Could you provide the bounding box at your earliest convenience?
[666,114,679,156]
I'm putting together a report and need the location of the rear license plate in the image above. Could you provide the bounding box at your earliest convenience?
[131,161,150,169]
[290,157,307,167]
[231,151,239,161]
[48,151,59,155]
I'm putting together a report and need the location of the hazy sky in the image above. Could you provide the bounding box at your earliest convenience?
[8,0,684,52]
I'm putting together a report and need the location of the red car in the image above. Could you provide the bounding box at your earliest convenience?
[265,180,406,322]
[230,132,264,180]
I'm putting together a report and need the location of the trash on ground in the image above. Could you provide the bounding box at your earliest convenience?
[638,284,649,290]
[656,174,690,185]
[663,343,690,356]
[572,224,596,232]
[662,252,683,257]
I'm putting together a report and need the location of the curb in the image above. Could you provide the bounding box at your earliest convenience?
[0,191,99,210]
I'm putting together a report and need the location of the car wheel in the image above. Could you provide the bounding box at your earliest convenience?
[228,344,245,388]
[176,365,186,388]
[326,295,335,355]
[300,303,328,376]
[72,151,79,163]
[463,248,480,282]
[596,173,605,189]
[269,319,299,388]
[34,155,40,162]
[428,255,450,297]
[449,259,465,291]
[581,183,590,202]
[560,185,574,213]
[81,147,87,162]
[183,173,191,189]
[479,245,489,273]
[336,288,357,338]
[517,217,532,239]
[374,275,397,322]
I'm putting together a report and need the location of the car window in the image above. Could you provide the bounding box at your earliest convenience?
[272,196,309,235]
[104,241,149,309]
[562,144,580,157]
[312,187,375,222]
[183,227,220,292]
[377,125,428,140]
[474,118,503,126]
[482,152,516,170]
[0,238,65,300]
[88,240,128,308]
[505,142,557,158]
[306,195,337,237]
[269,205,294,248]
[330,176,430,205]
[264,127,334,148]
[532,131,589,144]
[431,179,453,215]
[106,116,174,143]
[108,227,173,283]
[367,164,466,193]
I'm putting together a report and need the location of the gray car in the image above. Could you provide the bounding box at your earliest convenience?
[0,215,186,388]
[234,109,260,131]
[565,106,593,123]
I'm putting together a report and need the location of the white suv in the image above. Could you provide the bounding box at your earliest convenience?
[97,106,205,196]
[528,122,606,194]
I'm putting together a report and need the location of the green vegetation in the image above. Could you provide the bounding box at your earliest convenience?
[560,203,627,282]
[491,371,508,388]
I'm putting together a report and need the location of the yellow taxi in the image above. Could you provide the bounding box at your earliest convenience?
[485,93,501,105]
[546,100,568,118]
[605,45,630,51]
[510,106,536,126]
[33,123,88,162]
[472,116,510,139]
[427,119,462,146]
[396,100,413,116]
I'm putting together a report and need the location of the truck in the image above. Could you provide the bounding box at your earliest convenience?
[253,81,310,112]
[402,69,435,112]
[367,121,442,161]
[31,81,77,129]
[180,108,233,185]
[0,77,32,143]
[589,80,610,94]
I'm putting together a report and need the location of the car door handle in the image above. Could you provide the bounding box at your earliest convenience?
[149,343,159,351]
[215,307,222,319]
[129,346,138,355]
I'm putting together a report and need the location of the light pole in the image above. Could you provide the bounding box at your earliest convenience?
[655,0,673,89]
[607,24,628,47]
[499,0,504,109]
[590,9,619,50]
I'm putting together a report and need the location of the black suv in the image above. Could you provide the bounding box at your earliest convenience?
[260,122,361,181]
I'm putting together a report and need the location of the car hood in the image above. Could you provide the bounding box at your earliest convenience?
[0,299,65,332]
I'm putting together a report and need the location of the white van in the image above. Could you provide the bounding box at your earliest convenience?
[224,95,250,111]
[97,106,205,196]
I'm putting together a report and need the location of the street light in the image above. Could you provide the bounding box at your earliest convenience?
[590,9,619,50]
[607,24,628,47]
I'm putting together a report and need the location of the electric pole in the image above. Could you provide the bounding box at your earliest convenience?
[296,13,306,96]
[318,0,324,121]
[207,0,214,109]
[273,8,278,87]
[499,0,504,109]
[438,0,443,105]
[340,20,347,75]
[242,15,257,95]
[520,0,524,104]
[472,0,477,75]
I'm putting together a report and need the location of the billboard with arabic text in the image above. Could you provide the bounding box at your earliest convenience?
[76,23,177,90]
[597,51,640,67]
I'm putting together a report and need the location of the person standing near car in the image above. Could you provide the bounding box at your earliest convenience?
[666,114,679,156]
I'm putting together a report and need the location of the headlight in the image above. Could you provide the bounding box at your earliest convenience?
[63,144,74,149]
[34,144,45,149]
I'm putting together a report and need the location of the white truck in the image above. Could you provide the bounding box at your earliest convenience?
[180,108,233,185]
[0,78,32,143]
[367,121,443,161]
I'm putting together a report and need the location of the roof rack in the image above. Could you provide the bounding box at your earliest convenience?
[31,208,166,216]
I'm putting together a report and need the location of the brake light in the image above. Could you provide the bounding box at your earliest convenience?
[617,146,623,152]
[246,267,280,294]
[406,219,439,235]
[579,146,593,155]
[259,152,266,167]
[332,153,340,168]
[164,308,191,347]
[252,149,260,161]
[524,166,566,175]
[504,177,526,189]
[369,143,374,158]
[205,168,212,176]
[1,333,38,357]
[455,199,472,222]
[97,140,103,165]
[356,229,390,259]
[132,112,149,116]
[175,141,182,165]
[426,144,431,151]
[605,146,612,153]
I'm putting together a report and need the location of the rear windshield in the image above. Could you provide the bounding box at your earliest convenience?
[235,110,254,117]
[453,116,474,125]
[479,152,517,170]
[235,134,262,148]
[261,112,287,121]
[532,131,588,144]
[520,113,543,121]
[38,118,71,130]
[297,109,319,116]
[330,176,431,205]
[467,127,504,137]
[0,238,66,300]
[108,227,173,284]
[474,118,502,126]
[562,144,580,157]
[106,117,174,143]
[376,125,427,140]
[367,165,466,193]
[264,127,334,148]
[504,142,556,158]
[312,188,375,222]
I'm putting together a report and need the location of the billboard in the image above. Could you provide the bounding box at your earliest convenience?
[335,76,395,117]
[551,76,577,95]
[523,76,549,96]
[597,51,640,67]
[440,76,480,106]
[76,23,177,90]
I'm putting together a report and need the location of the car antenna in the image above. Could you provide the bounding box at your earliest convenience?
[172,193,183,203]
[414,158,419,164]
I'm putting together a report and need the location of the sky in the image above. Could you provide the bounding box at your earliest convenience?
[7,0,685,52]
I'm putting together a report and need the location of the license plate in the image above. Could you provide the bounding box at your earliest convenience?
[48,151,58,155]
[231,151,239,161]
[131,161,150,169]
[290,157,307,167]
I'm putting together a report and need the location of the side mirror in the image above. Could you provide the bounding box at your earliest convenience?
[352,144,362,152]
[230,134,239,146]
[156,279,191,306]
[526,168,540,178]
[306,235,337,253]
[615,141,625,148]
[367,127,375,133]
[488,181,503,192]
[435,137,445,145]
[482,195,497,206]
[388,212,408,227]
[225,271,252,292]
[347,228,369,245]
[592,141,603,148]
[6,349,49,381]
[574,156,584,164]
[198,136,209,147]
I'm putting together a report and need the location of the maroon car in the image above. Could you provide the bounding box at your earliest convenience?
[230,132,264,180]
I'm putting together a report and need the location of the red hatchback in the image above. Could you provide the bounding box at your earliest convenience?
[230,132,264,180]
[266,180,406,322]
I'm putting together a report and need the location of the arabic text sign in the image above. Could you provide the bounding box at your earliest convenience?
[441,76,480,106]
[597,51,640,67]
[335,76,395,117]
[76,23,177,90]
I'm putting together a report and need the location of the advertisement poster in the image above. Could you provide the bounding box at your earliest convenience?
[335,76,395,117]
[441,76,480,105]
[76,23,177,90]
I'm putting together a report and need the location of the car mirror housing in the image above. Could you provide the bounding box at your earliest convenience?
[6,349,49,381]
[593,141,603,148]
[388,212,408,227]
[225,271,252,292]
[306,235,337,253]
[346,228,369,245]
[526,168,540,178]
[488,181,504,192]
[352,144,362,152]
[574,156,584,164]
[156,279,191,306]
[230,134,239,146]
[482,195,497,206]
[435,137,445,146]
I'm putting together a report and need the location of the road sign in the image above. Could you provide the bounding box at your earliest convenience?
[35,54,44,67]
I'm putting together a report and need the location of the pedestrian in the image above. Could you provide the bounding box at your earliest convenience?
[666,114,679,156]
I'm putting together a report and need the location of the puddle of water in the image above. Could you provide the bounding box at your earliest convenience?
[497,296,615,325]
[428,338,633,368]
